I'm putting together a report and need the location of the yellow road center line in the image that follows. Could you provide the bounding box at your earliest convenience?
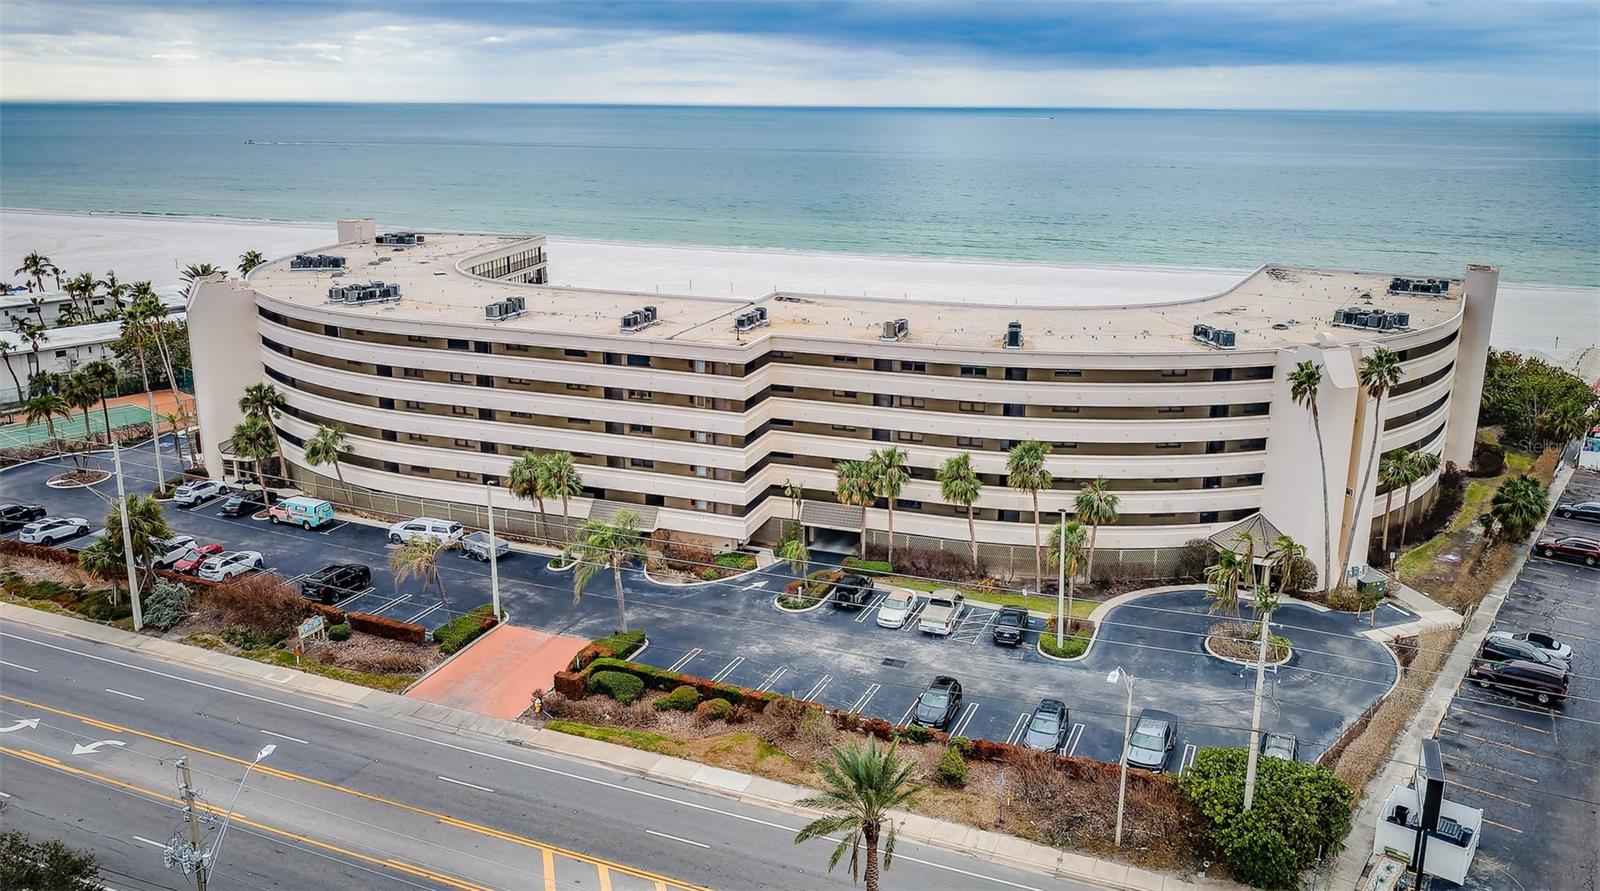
[542,848,556,891]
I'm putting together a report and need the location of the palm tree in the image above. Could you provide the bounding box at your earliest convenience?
[506,451,549,541]
[14,252,54,292]
[97,270,131,313]
[775,536,810,580]
[1541,401,1596,451]
[1377,452,1408,560]
[81,359,119,439]
[60,373,99,468]
[542,451,584,545]
[304,424,352,490]
[794,740,917,891]
[11,317,48,383]
[115,292,166,482]
[179,262,226,298]
[835,460,875,558]
[86,493,172,595]
[161,411,191,469]
[66,271,98,319]
[1399,450,1441,546]
[1006,439,1053,593]
[1490,474,1549,542]
[935,452,982,570]
[1270,534,1306,596]
[238,382,288,485]
[23,391,67,440]
[1073,476,1120,590]
[238,250,266,275]
[868,447,909,563]
[26,295,47,325]
[1337,348,1403,590]
[1288,360,1332,594]
[1047,518,1088,646]
[390,535,453,605]
[570,509,647,632]
[230,415,277,496]
[1205,547,1246,616]
[0,326,23,401]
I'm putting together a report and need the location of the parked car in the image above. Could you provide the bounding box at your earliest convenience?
[1535,535,1600,567]
[911,675,963,729]
[268,496,336,529]
[875,588,918,629]
[1125,709,1178,773]
[218,490,273,517]
[300,563,372,603]
[1555,500,1600,523]
[1468,659,1569,706]
[148,534,200,570]
[1486,630,1573,663]
[173,543,225,574]
[17,516,90,545]
[198,550,265,581]
[1479,636,1570,673]
[388,517,464,545]
[1021,698,1070,753]
[173,479,228,507]
[829,574,874,609]
[0,502,47,532]
[1260,731,1299,761]
[991,605,1029,646]
[917,589,965,636]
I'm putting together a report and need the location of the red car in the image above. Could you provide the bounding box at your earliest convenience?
[173,543,225,574]
[1535,535,1600,568]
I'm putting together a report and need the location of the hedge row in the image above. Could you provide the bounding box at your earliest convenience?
[584,657,777,711]
[842,557,894,576]
[348,611,427,645]
[434,605,498,654]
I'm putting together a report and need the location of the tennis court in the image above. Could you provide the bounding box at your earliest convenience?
[0,403,153,447]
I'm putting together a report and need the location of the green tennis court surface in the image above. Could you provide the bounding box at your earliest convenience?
[0,403,153,447]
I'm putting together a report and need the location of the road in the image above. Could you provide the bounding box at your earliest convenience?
[0,618,1096,891]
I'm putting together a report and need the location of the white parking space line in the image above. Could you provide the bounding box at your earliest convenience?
[1066,723,1086,756]
[319,520,350,535]
[802,674,834,702]
[742,580,769,590]
[710,657,744,682]
[1179,744,1198,775]
[405,602,446,625]
[1005,712,1028,746]
[849,683,881,713]
[437,775,495,794]
[950,703,980,738]
[283,572,310,585]
[667,648,702,673]
[334,586,376,609]
[0,660,39,673]
[367,593,410,615]
[105,688,145,701]
[854,592,887,623]
[899,702,917,726]
[260,729,309,745]
[902,601,928,632]
[644,829,710,849]
[756,666,787,693]
[969,609,999,645]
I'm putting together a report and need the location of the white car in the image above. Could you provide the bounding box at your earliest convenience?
[1486,630,1574,663]
[148,534,199,569]
[198,550,264,581]
[17,516,90,545]
[173,479,228,507]
[388,517,464,545]
[875,588,919,629]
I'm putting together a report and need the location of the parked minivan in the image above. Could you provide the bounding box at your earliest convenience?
[267,496,336,529]
[388,517,464,545]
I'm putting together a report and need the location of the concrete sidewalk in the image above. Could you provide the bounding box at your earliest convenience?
[0,601,1238,891]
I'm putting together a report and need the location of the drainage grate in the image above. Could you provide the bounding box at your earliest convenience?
[881,658,906,668]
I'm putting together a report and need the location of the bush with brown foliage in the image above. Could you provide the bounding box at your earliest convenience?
[863,543,983,581]
[207,573,306,636]
[1006,749,1208,856]
[348,611,427,645]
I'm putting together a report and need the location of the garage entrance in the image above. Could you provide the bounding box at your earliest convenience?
[800,501,865,555]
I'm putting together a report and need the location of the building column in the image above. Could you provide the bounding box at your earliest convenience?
[188,278,262,476]
[1443,265,1499,469]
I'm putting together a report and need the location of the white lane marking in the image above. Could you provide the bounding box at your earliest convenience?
[849,683,881,713]
[366,593,410,615]
[950,703,981,738]
[72,740,126,756]
[261,729,309,745]
[898,701,917,726]
[802,674,833,702]
[319,521,350,535]
[105,688,145,701]
[969,609,999,645]
[666,648,702,673]
[0,790,10,798]
[1005,712,1028,746]
[0,718,41,733]
[1066,723,1085,757]
[1,660,39,673]
[1180,744,1198,775]
[644,828,710,849]
[710,657,744,683]
[437,775,496,794]
[741,580,769,591]
[405,602,446,625]
[756,666,786,693]
[0,629,1057,891]
[131,835,166,849]
[854,592,886,623]
[334,587,375,609]
[901,601,927,632]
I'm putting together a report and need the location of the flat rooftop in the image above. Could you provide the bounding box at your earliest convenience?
[246,232,1466,354]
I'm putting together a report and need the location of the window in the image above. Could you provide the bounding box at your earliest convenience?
[510,410,533,418]
[563,348,587,357]
[772,350,794,360]
[833,355,857,365]
[627,389,652,400]
[1158,406,1185,414]
[1155,442,1181,450]
[508,377,531,384]
[959,401,986,413]
[566,383,588,391]
[404,400,424,410]
[772,418,794,427]
[833,390,858,399]
[1054,369,1082,377]
[628,424,654,433]
[960,366,987,377]
[956,436,984,448]
[896,499,924,510]
[455,471,476,481]
[407,432,426,442]
[403,368,423,378]
[627,354,652,367]
[448,372,468,383]
[831,424,857,432]
[1160,370,1189,378]
[407,335,428,343]
[505,343,530,352]
[630,458,655,468]
[454,438,472,448]
[897,431,925,443]
[900,361,926,373]
[772,384,795,393]
[897,396,926,409]
[1243,402,1270,416]
[451,405,471,416]
[1052,405,1080,414]
[411,465,431,473]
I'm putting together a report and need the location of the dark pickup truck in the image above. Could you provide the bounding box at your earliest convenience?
[830,573,875,609]
[992,606,1029,645]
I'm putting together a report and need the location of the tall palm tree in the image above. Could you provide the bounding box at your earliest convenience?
[11,317,48,383]
[1073,476,1120,590]
[60,372,99,467]
[1337,348,1403,591]
[87,493,172,594]
[161,411,191,469]
[238,250,266,275]
[1205,547,1246,616]
[868,447,909,563]
[14,252,54,292]
[1287,360,1331,594]
[179,262,226,298]
[1490,474,1548,542]
[304,424,352,489]
[506,451,549,541]
[26,295,47,325]
[116,292,164,482]
[390,535,453,605]
[0,326,23,400]
[66,271,98,319]
[81,358,119,439]
[835,460,875,558]
[1377,452,1408,560]
[238,382,288,484]
[97,270,131,313]
[793,740,918,891]
[1399,450,1441,546]
[1270,534,1306,596]
[1006,439,1053,593]
[230,415,277,496]
[23,391,67,440]
[935,452,982,570]
[571,509,647,632]
[1047,518,1088,647]
[542,451,585,545]
[128,285,190,420]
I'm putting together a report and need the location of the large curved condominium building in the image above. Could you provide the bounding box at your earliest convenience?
[189,218,1497,587]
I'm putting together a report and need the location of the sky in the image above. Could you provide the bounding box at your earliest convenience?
[1,1,1597,111]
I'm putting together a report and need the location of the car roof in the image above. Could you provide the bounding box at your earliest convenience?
[1492,659,1567,677]
[1558,536,1600,545]
[1037,698,1066,711]
[1138,708,1179,724]
[932,675,959,686]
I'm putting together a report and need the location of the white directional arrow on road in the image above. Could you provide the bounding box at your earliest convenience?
[71,740,126,756]
[0,718,40,733]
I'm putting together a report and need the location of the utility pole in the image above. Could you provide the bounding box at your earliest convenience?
[166,757,207,890]
[112,441,144,631]
[1056,508,1067,649]
[1242,560,1274,811]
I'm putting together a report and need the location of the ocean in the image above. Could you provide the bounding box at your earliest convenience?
[1,103,1596,286]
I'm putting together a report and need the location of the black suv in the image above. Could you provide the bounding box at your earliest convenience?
[219,488,278,517]
[300,564,372,604]
[912,676,963,730]
[829,574,874,609]
[1468,659,1569,706]
[0,503,47,532]
[991,606,1029,646]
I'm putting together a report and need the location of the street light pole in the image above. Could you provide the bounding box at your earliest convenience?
[1108,667,1133,847]
[165,744,274,888]
[205,744,275,880]
[112,441,144,631]
[485,482,502,621]
[1056,508,1067,649]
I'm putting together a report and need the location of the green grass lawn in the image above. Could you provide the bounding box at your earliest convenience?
[546,720,678,754]
[882,576,1099,616]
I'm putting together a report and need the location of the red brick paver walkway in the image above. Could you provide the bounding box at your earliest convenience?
[405,624,588,720]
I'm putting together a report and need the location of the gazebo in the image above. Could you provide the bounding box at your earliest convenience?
[1208,512,1285,585]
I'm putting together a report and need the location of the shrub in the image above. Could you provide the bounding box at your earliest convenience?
[328,623,352,642]
[653,684,700,712]
[864,543,981,581]
[713,552,757,571]
[587,670,645,705]
[699,567,720,580]
[843,557,894,576]
[1471,438,1506,477]
[937,745,968,787]
[903,724,933,744]
[221,625,263,649]
[142,579,191,631]
[591,629,646,659]
[1039,616,1091,658]
[347,611,427,645]
[210,573,305,637]
[695,697,734,723]
[1179,747,1352,890]
[1176,539,1215,580]
[1282,555,1319,593]
[433,605,497,654]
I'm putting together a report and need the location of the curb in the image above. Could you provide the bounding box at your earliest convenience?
[401,614,504,694]
[773,591,829,613]
[1201,633,1291,669]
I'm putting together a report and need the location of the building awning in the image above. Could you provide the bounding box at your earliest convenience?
[586,499,659,533]
[801,500,865,533]
[1208,512,1284,563]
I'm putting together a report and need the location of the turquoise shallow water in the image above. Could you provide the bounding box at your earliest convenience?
[1,103,1595,286]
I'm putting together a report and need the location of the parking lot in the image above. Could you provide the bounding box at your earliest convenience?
[6,440,1403,770]
[1435,463,1600,891]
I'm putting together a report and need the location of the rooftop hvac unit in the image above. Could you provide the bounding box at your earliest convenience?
[620,305,662,332]
[1388,276,1450,297]
[1332,307,1411,332]
[327,281,401,306]
[375,232,426,246]
[1192,323,1236,350]
[289,253,347,270]
[485,296,527,321]
[733,307,770,333]
[880,318,910,341]
[1004,321,1023,350]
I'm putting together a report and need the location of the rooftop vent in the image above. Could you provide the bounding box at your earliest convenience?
[1191,323,1237,350]
[375,232,426,246]
[1388,277,1450,297]
[485,296,527,322]
[288,253,347,270]
[1003,321,1023,350]
[880,318,909,342]
[620,305,661,333]
[327,281,401,306]
[1333,307,1411,332]
[733,306,769,333]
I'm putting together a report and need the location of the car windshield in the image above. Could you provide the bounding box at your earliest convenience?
[919,690,949,709]
[884,594,911,609]
[1028,713,1060,734]
[1131,726,1164,749]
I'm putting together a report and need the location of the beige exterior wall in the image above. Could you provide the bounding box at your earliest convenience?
[188,278,262,474]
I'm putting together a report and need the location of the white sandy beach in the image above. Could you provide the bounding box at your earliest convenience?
[2,208,1593,367]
